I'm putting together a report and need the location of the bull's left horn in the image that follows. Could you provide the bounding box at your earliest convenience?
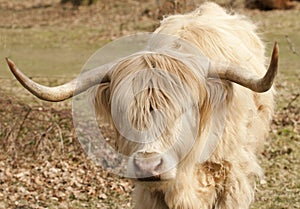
[208,42,278,93]
[6,58,111,102]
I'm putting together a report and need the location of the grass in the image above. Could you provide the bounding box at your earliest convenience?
[0,1,299,209]
[0,27,107,78]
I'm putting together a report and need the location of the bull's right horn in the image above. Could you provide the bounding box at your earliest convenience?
[208,42,279,93]
[6,58,112,102]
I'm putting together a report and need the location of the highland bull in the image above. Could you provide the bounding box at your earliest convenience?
[6,3,278,209]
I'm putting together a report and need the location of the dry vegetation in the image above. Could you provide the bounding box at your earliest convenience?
[0,0,299,208]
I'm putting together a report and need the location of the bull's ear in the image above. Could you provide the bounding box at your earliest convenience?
[92,83,112,125]
[198,79,231,163]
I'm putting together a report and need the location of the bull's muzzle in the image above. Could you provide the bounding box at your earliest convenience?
[133,151,164,181]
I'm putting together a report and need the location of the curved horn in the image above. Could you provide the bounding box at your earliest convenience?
[6,58,111,102]
[208,42,278,93]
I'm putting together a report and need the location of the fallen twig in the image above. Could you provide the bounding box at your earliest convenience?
[4,105,32,158]
[285,93,300,109]
[54,122,65,155]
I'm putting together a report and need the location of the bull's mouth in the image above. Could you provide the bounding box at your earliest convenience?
[137,175,161,182]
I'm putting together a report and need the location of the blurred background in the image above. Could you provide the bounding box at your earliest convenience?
[0,0,299,208]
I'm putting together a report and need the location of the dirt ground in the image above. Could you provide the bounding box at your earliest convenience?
[0,0,299,209]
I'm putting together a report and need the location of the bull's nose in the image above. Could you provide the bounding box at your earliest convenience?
[133,153,163,179]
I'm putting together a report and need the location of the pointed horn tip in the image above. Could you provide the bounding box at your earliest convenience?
[5,57,16,71]
[259,42,279,93]
[271,41,279,67]
[273,42,279,58]
[5,57,11,64]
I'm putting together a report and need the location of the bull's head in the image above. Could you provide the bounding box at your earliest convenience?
[6,41,278,183]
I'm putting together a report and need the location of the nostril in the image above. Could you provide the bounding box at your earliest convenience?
[154,158,163,171]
